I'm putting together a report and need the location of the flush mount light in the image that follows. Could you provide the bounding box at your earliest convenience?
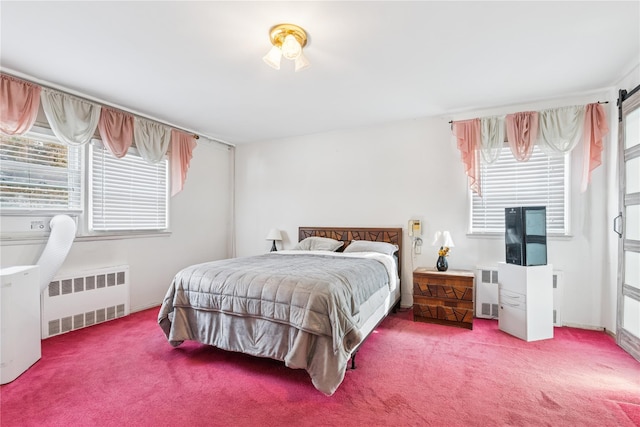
[263,23,310,72]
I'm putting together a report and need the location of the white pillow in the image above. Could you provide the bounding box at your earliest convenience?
[293,236,344,251]
[343,240,398,256]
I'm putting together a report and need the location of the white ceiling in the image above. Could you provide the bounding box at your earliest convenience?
[1,1,638,145]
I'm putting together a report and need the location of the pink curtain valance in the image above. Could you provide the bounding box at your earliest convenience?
[169,130,197,196]
[581,103,609,192]
[506,111,538,162]
[452,102,609,193]
[0,75,41,135]
[98,107,133,158]
[453,119,481,195]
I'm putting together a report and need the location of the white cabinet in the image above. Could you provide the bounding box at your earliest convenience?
[498,262,553,342]
[1,266,41,384]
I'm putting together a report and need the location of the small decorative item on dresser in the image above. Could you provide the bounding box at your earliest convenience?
[413,267,475,329]
[432,231,455,271]
[436,247,449,271]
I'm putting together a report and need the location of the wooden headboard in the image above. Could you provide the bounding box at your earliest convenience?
[298,227,403,276]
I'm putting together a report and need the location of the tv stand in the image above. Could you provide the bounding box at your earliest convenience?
[497,262,553,342]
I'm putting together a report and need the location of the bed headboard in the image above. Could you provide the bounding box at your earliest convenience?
[298,227,403,276]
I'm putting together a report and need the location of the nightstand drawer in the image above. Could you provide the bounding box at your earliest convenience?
[413,303,474,328]
[413,295,473,310]
[413,281,473,301]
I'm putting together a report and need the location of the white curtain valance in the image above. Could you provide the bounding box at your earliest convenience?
[40,89,101,146]
[479,116,504,164]
[537,105,585,156]
[133,117,171,164]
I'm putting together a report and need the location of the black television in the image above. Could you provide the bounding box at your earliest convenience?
[505,206,547,266]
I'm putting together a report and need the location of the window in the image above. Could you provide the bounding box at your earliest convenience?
[0,131,82,212]
[470,144,569,235]
[0,128,169,235]
[90,142,168,231]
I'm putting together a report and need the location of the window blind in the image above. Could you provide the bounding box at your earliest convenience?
[471,145,568,235]
[90,142,168,231]
[0,133,82,211]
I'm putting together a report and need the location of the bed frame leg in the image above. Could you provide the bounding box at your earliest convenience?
[392,300,400,314]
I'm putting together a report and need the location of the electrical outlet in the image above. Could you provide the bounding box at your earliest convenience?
[30,220,45,230]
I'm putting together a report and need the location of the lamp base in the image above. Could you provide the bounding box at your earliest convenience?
[270,240,277,252]
[436,256,448,271]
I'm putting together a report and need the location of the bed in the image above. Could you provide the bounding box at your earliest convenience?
[158,226,402,395]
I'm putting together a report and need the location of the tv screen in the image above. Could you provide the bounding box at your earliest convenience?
[525,208,546,236]
[505,206,547,266]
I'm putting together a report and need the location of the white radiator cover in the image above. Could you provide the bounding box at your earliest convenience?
[41,265,130,338]
[475,267,500,319]
[475,266,563,326]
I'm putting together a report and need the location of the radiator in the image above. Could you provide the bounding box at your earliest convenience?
[475,266,563,326]
[475,267,500,319]
[41,265,130,338]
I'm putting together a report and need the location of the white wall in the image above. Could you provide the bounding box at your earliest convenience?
[0,141,233,312]
[235,91,621,329]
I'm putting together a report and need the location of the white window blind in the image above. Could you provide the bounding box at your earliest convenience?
[90,142,168,231]
[0,132,82,212]
[471,144,568,235]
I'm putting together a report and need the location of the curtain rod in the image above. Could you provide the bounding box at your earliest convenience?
[447,101,609,124]
[1,68,235,148]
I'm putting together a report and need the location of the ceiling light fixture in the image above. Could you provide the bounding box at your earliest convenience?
[263,23,310,72]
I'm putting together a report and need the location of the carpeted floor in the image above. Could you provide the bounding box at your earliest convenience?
[1,307,638,426]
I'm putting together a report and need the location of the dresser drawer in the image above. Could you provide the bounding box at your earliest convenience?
[413,278,473,302]
[413,295,473,310]
[414,303,474,328]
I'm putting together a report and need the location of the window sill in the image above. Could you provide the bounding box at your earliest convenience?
[1,230,172,246]
[466,232,573,240]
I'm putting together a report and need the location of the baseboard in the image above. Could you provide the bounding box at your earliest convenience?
[131,302,162,313]
[562,322,605,331]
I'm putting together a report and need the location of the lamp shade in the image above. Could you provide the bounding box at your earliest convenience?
[263,45,282,70]
[294,51,310,72]
[431,231,442,246]
[442,231,455,248]
[266,228,282,241]
[432,230,455,247]
[281,34,301,60]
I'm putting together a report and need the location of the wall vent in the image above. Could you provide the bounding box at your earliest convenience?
[41,266,130,338]
[476,265,563,326]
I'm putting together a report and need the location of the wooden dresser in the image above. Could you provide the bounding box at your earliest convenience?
[413,267,475,329]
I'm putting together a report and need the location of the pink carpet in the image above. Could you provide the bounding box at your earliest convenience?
[1,308,639,426]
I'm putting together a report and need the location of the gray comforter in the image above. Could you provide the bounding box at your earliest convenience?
[158,252,391,395]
